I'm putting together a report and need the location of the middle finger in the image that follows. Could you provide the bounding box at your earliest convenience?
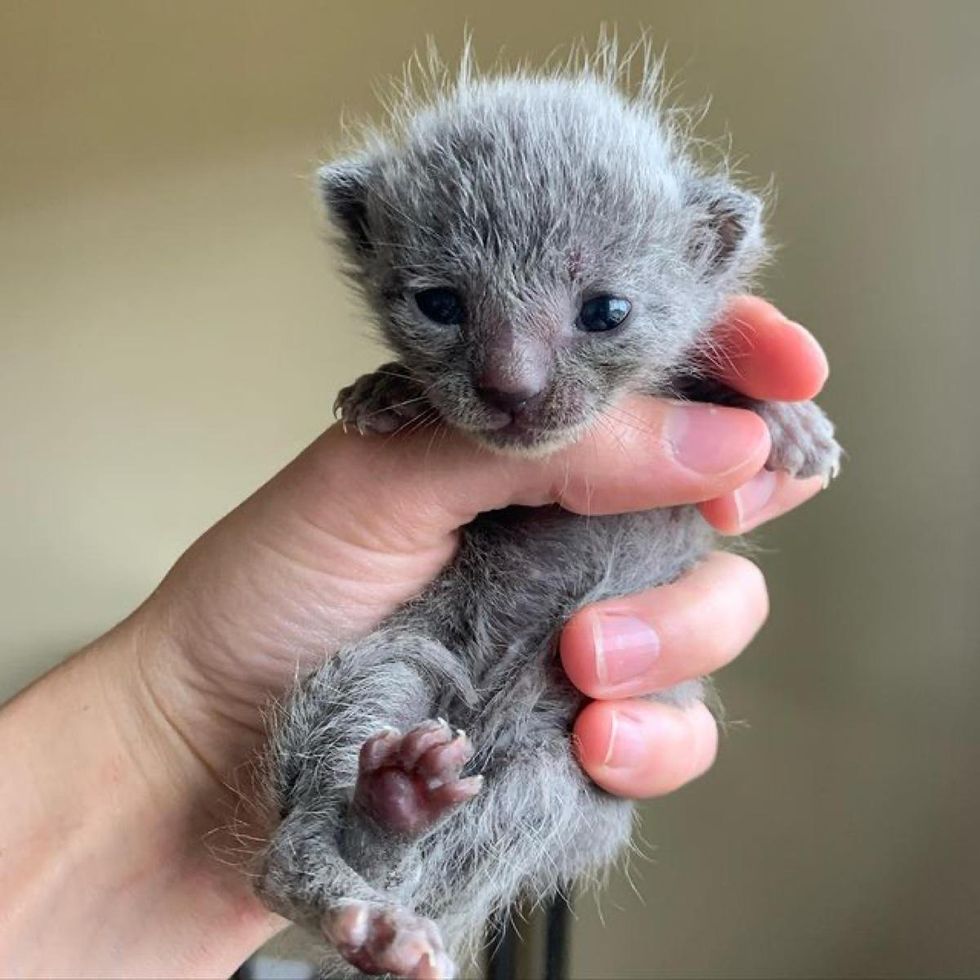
[560,552,769,700]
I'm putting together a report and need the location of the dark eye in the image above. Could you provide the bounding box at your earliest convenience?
[577,295,632,332]
[415,288,466,325]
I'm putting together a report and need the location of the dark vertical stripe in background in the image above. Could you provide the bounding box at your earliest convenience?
[545,895,570,980]
[485,913,519,980]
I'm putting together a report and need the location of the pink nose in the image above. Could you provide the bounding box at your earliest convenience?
[475,381,545,415]
[476,328,551,416]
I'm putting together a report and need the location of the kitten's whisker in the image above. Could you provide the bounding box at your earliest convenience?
[593,415,636,465]
[397,410,437,439]
[357,395,429,421]
[602,406,659,441]
[406,408,443,437]
[696,335,743,379]
[422,419,447,470]
[696,316,756,380]
[382,407,436,443]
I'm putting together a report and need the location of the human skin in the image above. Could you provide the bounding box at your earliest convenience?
[0,296,828,977]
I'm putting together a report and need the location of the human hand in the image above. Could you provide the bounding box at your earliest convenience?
[0,296,829,977]
[561,294,830,796]
[135,295,829,800]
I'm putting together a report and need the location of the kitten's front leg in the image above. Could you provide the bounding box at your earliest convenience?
[674,377,842,484]
[334,362,432,435]
[753,399,841,483]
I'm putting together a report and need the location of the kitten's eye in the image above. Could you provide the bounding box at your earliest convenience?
[577,295,632,332]
[415,288,466,325]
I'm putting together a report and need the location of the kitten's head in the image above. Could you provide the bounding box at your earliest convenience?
[321,61,766,454]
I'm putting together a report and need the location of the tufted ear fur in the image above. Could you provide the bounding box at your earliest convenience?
[684,176,764,277]
[317,158,378,256]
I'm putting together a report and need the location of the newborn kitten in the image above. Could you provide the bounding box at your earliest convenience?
[257,48,841,979]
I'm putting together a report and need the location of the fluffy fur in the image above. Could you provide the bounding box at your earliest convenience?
[256,40,841,979]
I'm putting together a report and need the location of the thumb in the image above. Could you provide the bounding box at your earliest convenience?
[283,395,770,556]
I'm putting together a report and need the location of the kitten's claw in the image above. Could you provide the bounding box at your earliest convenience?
[355,719,482,836]
[334,363,429,436]
[323,901,457,979]
[820,457,841,490]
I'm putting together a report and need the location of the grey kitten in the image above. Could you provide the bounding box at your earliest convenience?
[256,47,841,979]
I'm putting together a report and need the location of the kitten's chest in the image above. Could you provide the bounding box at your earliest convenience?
[428,504,712,681]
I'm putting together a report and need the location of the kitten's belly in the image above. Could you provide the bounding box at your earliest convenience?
[422,504,715,755]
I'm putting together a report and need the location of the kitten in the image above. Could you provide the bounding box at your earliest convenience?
[256,45,841,979]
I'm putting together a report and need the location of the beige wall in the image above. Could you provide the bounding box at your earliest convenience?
[2,2,979,977]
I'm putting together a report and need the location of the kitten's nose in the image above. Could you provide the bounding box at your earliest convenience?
[476,381,545,415]
[476,330,551,417]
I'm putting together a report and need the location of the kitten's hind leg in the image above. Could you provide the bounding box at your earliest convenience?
[321,720,482,978]
[259,632,476,977]
[353,719,483,838]
[323,900,456,979]
[262,813,456,980]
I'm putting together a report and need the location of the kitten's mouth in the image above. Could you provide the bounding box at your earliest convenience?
[470,417,588,457]
[439,392,598,456]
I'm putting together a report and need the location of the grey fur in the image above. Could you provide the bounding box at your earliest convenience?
[256,43,841,978]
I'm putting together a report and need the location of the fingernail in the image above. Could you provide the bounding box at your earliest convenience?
[593,610,661,686]
[733,468,779,526]
[666,402,765,475]
[786,319,830,384]
[601,709,648,769]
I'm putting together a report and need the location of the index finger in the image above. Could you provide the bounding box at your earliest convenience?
[708,296,829,402]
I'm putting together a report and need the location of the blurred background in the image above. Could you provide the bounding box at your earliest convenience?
[2,2,978,977]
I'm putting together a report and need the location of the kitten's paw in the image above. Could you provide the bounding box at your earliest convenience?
[334,363,431,435]
[323,901,456,979]
[757,400,842,484]
[354,720,482,836]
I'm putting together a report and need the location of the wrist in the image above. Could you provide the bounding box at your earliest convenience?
[99,610,286,972]
[0,614,281,977]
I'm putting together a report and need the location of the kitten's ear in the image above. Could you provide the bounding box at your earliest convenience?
[317,158,377,255]
[684,176,764,277]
